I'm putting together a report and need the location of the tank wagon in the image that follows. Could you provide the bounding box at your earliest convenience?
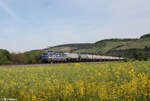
[41,52,124,63]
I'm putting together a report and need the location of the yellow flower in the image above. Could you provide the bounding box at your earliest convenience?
[32,95,36,101]
[73,63,81,67]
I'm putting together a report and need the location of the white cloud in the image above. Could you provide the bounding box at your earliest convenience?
[0,0,16,18]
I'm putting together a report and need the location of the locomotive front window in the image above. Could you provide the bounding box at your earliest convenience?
[43,53,48,56]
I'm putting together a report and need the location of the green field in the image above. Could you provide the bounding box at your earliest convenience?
[0,61,150,101]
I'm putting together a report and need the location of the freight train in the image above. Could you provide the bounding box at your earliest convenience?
[41,51,124,63]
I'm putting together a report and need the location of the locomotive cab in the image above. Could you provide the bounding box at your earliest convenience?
[41,52,53,62]
[42,52,67,63]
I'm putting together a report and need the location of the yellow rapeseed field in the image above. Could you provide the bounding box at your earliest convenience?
[0,61,150,101]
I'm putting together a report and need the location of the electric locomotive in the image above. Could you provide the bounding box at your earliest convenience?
[41,52,67,62]
[41,51,124,63]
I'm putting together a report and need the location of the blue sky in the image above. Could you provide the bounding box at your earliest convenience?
[0,0,150,52]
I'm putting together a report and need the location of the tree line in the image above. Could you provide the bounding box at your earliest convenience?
[0,49,43,65]
[107,46,150,61]
[0,47,150,65]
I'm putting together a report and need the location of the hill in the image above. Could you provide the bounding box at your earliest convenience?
[1,33,150,65]
[45,43,93,53]
[45,34,150,56]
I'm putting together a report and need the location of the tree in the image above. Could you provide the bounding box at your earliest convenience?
[24,50,43,64]
[11,53,28,64]
[133,51,147,61]
[0,49,12,65]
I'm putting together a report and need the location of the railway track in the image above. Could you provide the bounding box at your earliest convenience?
[0,61,116,68]
[0,63,64,68]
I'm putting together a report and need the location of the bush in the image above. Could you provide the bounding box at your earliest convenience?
[124,58,129,62]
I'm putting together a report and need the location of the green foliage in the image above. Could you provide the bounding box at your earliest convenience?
[132,50,149,61]
[9,50,43,65]
[54,43,93,49]
[123,58,129,62]
[144,46,150,51]
[24,50,43,64]
[108,47,150,61]
[0,49,43,65]
[140,33,150,39]
[11,53,28,64]
[0,49,12,65]
[95,38,137,44]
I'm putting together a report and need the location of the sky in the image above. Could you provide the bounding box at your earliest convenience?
[0,0,150,52]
